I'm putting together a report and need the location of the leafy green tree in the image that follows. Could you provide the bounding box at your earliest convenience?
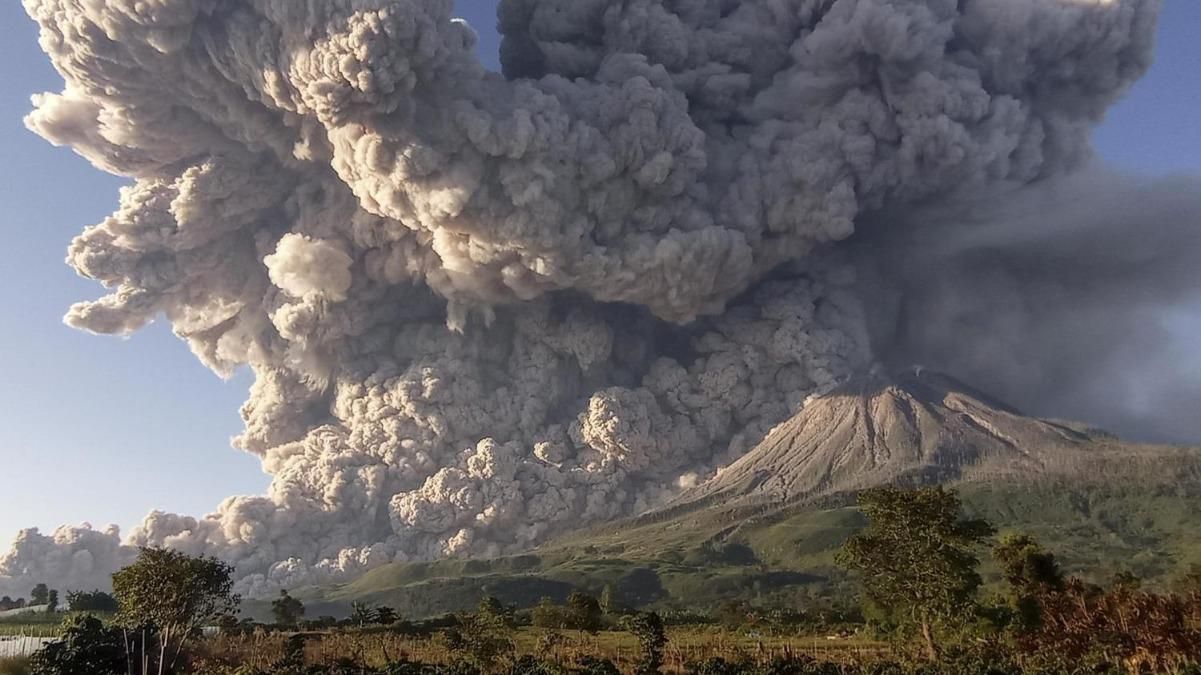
[993,534,1064,633]
[625,611,667,674]
[531,597,565,629]
[29,614,126,675]
[30,583,49,605]
[112,547,239,675]
[373,605,399,625]
[476,595,514,629]
[271,589,306,627]
[567,592,603,633]
[66,590,119,613]
[836,487,995,660]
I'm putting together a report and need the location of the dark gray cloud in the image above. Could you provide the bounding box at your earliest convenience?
[858,168,1201,444]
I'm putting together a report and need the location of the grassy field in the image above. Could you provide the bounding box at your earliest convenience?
[0,656,31,675]
[192,626,887,673]
[0,611,115,637]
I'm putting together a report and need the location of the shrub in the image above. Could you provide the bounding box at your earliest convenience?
[28,614,125,675]
[684,657,752,675]
[573,656,621,675]
[531,598,569,630]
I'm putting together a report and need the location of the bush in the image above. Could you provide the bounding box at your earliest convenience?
[28,615,125,675]
[531,598,569,630]
[573,656,621,675]
[685,657,752,675]
[505,655,558,675]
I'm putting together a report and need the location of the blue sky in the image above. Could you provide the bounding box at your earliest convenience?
[0,1,1197,546]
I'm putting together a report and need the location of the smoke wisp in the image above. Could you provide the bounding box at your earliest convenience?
[5,0,1196,597]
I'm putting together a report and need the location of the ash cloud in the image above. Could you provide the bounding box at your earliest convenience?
[858,168,1201,444]
[4,0,1190,597]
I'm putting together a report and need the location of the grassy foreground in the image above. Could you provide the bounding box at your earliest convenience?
[191,627,885,674]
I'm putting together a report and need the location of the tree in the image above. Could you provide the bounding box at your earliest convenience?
[993,533,1064,633]
[30,583,49,605]
[476,595,514,629]
[444,596,516,670]
[272,589,306,627]
[0,596,22,611]
[836,487,995,660]
[567,592,603,633]
[66,590,119,613]
[599,585,615,616]
[351,600,375,627]
[373,605,399,625]
[46,589,59,613]
[532,597,567,629]
[112,547,240,675]
[625,611,667,674]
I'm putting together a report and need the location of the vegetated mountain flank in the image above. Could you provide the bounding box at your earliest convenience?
[282,371,1201,619]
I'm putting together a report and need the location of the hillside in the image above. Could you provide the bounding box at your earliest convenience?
[274,371,1201,620]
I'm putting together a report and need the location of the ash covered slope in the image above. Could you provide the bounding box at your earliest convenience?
[545,371,1199,576]
[678,369,1111,506]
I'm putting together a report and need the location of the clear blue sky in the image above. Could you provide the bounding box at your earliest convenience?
[0,1,1198,546]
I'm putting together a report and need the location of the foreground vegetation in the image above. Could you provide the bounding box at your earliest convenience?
[16,487,1201,674]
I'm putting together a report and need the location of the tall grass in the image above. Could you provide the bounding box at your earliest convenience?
[188,627,885,673]
[0,656,31,675]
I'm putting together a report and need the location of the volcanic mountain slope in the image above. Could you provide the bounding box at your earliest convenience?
[282,371,1201,619]
[676,369,1120,507]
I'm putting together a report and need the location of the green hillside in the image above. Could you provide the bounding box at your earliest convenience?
[269,471,1201,621]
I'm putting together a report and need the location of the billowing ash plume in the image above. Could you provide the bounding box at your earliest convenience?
[3,0,1187,597]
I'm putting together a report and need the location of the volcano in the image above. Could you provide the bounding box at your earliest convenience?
[675,368,1130,508]
[283,371,1201,618]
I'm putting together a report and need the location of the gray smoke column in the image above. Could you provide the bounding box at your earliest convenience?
[1,0,1179,596]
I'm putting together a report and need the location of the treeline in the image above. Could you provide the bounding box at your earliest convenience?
[0,584,116,614]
